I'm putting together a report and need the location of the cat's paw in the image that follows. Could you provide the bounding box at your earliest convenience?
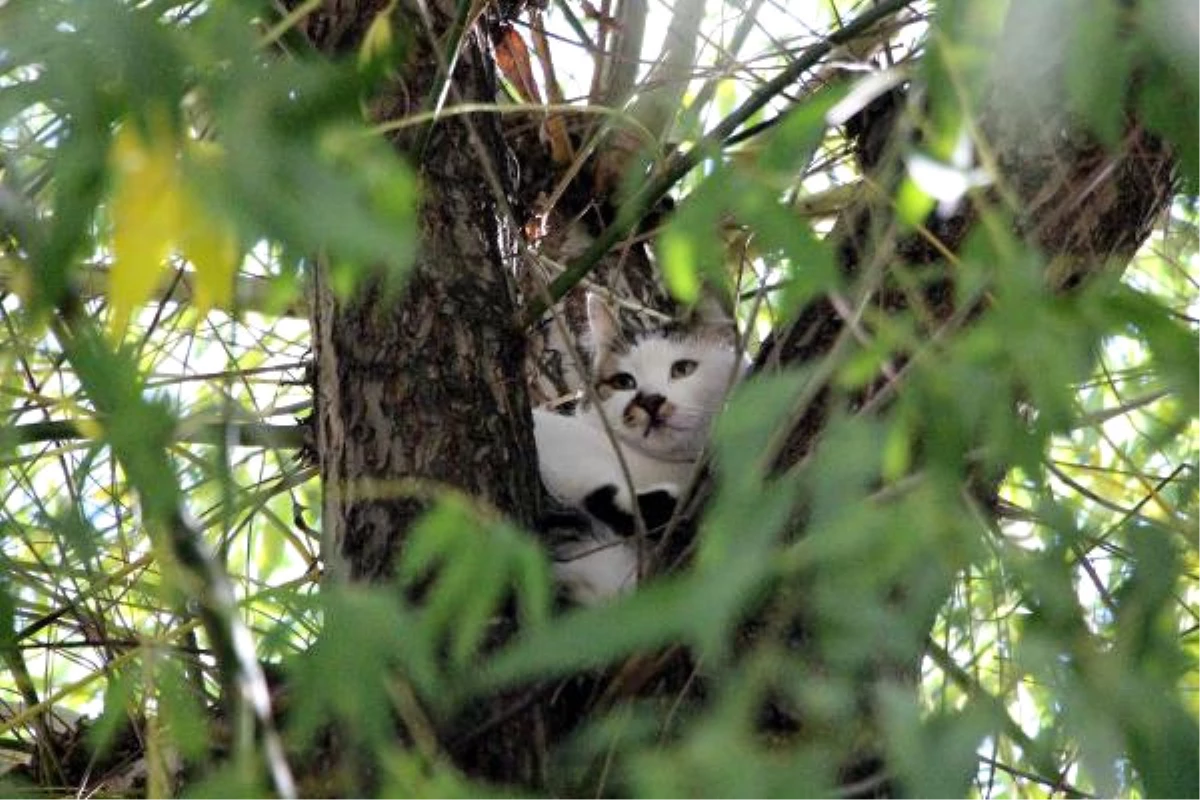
[583,483,679,537]
[634,486,679,532]
[583,484,636,536]
[534,506,593,538]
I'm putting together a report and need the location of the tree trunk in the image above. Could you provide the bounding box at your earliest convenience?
[297,1,556,787]
[304,1,539,578]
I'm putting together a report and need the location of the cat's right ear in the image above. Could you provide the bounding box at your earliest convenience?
[586,292,621,364]
[685,283,738,331]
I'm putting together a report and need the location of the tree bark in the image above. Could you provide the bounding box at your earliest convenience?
[304,0,539,579]
[296,2,559,788]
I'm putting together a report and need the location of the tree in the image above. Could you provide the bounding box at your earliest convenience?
[0,1,1195,798]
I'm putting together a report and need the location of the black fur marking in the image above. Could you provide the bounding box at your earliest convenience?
[583,485,678,538]
[535,508,593,540]
[635,489,678,532]
[583,485,632,534]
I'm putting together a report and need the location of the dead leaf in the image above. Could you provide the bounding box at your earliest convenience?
[495,25,542,104]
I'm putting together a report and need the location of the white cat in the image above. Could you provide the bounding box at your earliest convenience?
[534,294,746,605]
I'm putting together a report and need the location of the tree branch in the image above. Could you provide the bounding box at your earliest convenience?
[2,419,305,452]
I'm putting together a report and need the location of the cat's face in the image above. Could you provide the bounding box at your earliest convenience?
[593,332,743,461]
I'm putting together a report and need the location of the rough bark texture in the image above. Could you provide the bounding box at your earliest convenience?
[305,0,539,580]
[297,1,560,787]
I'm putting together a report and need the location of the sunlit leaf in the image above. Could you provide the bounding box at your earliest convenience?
[660,225,701,303]
[180,144,240,316]
[359,2,397,71]
[108,117,182,338]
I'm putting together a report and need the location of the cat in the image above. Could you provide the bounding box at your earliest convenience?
[534,293,746,605]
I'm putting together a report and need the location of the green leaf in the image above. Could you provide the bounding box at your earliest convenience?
[156,656,211,761]
[400,497,552,670]
[181,764,267,799]
[475,578,697,690]
[1065,0,1129,146]
[214,59,420,298]
[895,173,937,228]
[285,586,420,749]
[660,225,702,304]
[1105,287,1200,415]
[88,668,138,758]
[878,687,993,799]
[660,175,727,301]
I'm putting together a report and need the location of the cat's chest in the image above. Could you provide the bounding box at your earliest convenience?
[604,431,694,487]
[532,407,693,498]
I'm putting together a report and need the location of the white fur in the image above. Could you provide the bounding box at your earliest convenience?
[535,323,746,605]
[552,532,640,606]
[592,334,744,463]
[533,404,693,513]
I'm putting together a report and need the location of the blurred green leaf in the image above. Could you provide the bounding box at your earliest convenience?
[156,654,210,762]
[285,586,422,749]
[1103,286,1200,415]
[879,686,992,798]
[1065,0,1129,147]
[400,496,551,670]
[475,577,695,690]
[181,763,268,799]
[87,668,138,758]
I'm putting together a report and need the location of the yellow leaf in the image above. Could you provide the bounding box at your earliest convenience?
[178,187,239,315]
[108,119,183,339]
[359,2,396,69]
[74,415,104,441]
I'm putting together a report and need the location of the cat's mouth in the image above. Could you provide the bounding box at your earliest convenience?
[627,392,676,438]
[641,414,694,438]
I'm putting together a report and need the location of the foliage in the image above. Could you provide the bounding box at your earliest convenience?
[0,1,1195,798]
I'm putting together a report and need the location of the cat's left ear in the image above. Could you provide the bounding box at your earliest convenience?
[682,285,738,337]
[586,292,623,372]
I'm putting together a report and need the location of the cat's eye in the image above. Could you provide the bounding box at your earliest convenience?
[607,372,637,391]
[670,359,698,379]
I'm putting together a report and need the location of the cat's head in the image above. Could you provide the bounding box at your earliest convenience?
[587,293,746,461]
